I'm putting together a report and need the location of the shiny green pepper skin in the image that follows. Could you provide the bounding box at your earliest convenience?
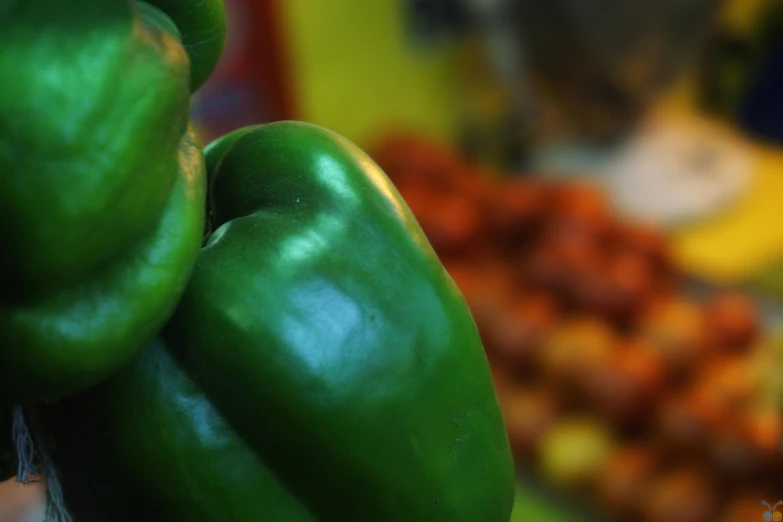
[141,0,227,91]
[0,0,205,404]
[44,122,516,521]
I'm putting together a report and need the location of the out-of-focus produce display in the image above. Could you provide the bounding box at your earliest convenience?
[371,133,783,522]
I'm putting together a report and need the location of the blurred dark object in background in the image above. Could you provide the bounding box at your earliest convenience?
[699,0,783,145]
[512,0,725,143]
[405,0,473,46]
[404,0,541,170]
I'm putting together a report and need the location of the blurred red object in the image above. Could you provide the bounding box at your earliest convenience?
[540,317,616,391]
[656,386,725,455]
[703,292,760,353]
[613,222,675,278]
[369,132,467,194]
[487,179,550,247]
[487,292,560,368]
[443,257,517,340]
[548,183,615,243]
[639,297,708,374]
[403,186,485,255]
[640,467,717,522]
[596,445,660,515]
[498,387,561,459]
[709,407,783,479]
[573,250,656,325]
[191,0,294,143]
[579,338,667,424]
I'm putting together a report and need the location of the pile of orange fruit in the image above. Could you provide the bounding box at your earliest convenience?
[371,133,783,522]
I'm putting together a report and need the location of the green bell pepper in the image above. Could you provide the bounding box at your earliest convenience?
[0,0,205,404]
[43,122,515,521]
[141,0,227,92]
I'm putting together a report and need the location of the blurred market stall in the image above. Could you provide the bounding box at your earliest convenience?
[187,1,783,520]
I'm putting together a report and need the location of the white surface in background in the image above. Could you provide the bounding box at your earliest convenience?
[606,119,754,226]
[530,117,755,228]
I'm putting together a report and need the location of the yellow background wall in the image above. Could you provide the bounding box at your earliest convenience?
[278,0,464,147]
